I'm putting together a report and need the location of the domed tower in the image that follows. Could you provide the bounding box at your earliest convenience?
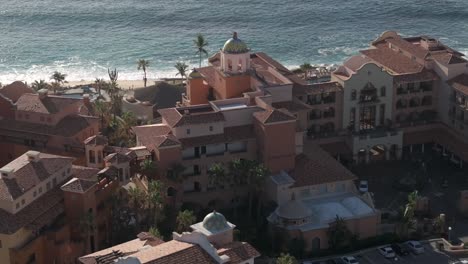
[191,210,236,246]
[220,32,251,74]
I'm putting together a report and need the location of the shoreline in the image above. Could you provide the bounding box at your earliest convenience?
[66,78,183,90]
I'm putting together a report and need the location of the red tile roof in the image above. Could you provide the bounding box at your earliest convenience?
[84,135,108,146]
[290,146,356,188]
[141,241,216,264]
[394,70,438,84]
[0,152,74,200]
[217,242,260,264]
[448,74,468,95]
[0,187,64,234]
[61,178,96,193]
[0,114,97,137]
[360,44,424,74]
[385,37,429,59]
[253,108,296,124]
[197,66,218,88]
[16,93,83,114]
[432,52,467,65]
[0,81,34,102]
[104,152,130,164]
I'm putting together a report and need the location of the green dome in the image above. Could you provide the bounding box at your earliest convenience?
[189,69,202,78]
[222,32,249,54]
[202,211,229,232]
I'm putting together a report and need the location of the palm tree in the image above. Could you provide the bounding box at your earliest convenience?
[299,63,313,80]
[174,62,189,79]
[208,163,226,189]
[31,80,48,91]
[147,180,165,226]
[94,100,110,131]
[176,210,196,233]
[140,159,157,180]
[194,33,208,68]
[249,162,269,222]
[276,253,298,264]
[327,215,353,250]
[114,111,137,146]
[94,78,106,96]
[50,71,67,94]
[149,226,163,239]
[128,186,146,231]
[167,163,186,183]
[137,59,150,87]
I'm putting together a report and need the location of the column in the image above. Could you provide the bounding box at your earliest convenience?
[365,150,370,164]
[410,145,413,153]
[421,144,425,153]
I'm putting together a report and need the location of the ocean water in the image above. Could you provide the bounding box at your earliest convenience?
[0,0,467,83]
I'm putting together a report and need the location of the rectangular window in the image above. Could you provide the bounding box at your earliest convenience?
[209,126,213,132]
[39,187,43,193]
[33,190,37,197]
[46,182,51,191]
[16,203,19,209]
[186,129,191,135]
[21,199,25,205]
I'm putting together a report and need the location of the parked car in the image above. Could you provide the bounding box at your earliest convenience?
[452,261,468,264]
[406,240,425,254]
[358,180,368,193]
[326,259,344,264]
[341,256,359,264]
[378,246,396,258]
[391,243,409,256]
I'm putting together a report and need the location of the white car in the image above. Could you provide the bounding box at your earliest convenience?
[406,240,424,254]
[358,180,368,193]
[378,246,396,258]
[341,256,359,264]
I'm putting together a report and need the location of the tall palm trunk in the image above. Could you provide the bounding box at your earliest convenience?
[143,70,147,87]
[199,54,202,68]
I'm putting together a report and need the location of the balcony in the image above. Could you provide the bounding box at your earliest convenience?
[359,95,379,104]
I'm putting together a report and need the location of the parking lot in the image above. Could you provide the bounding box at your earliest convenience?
[304,240,462,264]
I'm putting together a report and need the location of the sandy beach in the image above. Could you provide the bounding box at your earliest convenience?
[66,79,168,90]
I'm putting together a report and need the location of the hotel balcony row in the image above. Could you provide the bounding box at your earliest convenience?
[301,92,337,106]
[395,96,433,109]
[181,140,253,162]
[308,107,336,120]
[396,81,433,95]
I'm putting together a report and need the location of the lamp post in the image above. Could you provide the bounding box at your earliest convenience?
[448,226,452,243]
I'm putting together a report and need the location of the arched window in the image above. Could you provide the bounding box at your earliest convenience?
[227,59,233,71]
[380,86,386,96]
[88,150,96,163]
[238,59,243,71]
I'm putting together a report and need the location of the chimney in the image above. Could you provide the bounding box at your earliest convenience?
[0,166,14,179]
[26,150,40,162]
[38,89,48,100]
[83,94,90,104]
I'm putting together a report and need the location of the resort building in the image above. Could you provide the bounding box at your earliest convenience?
[296,31,468,165]
[0,87,99,167]
[78,211,260,264]
[131,32,380,252]
[0,150,119,264]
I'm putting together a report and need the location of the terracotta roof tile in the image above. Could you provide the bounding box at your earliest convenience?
[71,165,100,180]
[448,74,468,95]
[197,66,218,88]
[385,37,429,59]
[104,152,130,164]
[253,108,295,124]
[0,81,34,102]
[394,70,438,84]
[0,114,97,137]
[16,93,83,114]
[61,178,96,193]
[290,146,356,187]
[0,187,63,234]
[360,44,424,74]
[0,152,73,201]
[217,242,260,263]
[432,52,467,65]
[84,135,108,146]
